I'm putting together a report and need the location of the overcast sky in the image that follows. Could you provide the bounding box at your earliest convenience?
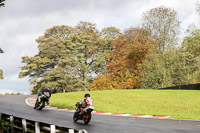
[0,0,199,94]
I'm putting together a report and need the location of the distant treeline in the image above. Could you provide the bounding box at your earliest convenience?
[0,93,23,96]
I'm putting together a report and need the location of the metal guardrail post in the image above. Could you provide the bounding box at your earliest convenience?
[10,115,14,133]
[50,125,56,133]
[0,113,1,120]
[79,129,88,133]
[69,129,75,133]
[22,118,27,133]
[35,121,40,133]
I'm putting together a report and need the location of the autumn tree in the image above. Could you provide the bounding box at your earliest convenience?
[19,22,121,93]
[92,26,122,75]
[72,22,102,86]
[139,47,195,89]
[140,6,180,88]
[142,6,180,52]
[180,28,200,83]
[90,28,156,90]
[138,45,162,89]
[19,25,75,93]
[167,27,200,86]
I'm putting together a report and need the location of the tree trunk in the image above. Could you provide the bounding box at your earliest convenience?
[63,85,65,93]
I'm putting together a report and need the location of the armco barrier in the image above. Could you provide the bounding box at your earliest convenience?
[159,83,200,90]
[0,112,88,133]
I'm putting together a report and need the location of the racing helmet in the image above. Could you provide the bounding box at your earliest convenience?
[84,93,90,97]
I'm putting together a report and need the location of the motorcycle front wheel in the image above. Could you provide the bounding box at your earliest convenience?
[37,101,45,110]
[73,112,79,122]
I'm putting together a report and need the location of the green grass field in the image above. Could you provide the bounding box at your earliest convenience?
[50,89,200,120]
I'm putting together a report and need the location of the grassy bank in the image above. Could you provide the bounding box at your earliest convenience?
[50,89,200,120]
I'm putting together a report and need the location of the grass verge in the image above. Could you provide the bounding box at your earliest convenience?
[50,89,200,120]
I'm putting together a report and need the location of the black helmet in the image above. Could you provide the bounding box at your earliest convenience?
[84,93,90,97]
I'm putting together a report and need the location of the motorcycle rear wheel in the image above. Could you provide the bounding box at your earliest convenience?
[83,113,91,124]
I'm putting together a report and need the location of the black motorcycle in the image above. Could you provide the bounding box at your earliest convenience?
[73,103,93,124]
[34,95,49,110]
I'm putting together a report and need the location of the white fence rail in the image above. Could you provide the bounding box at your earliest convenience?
[0,112,88,133]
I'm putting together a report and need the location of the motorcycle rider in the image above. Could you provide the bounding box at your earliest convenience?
[76,93,94,114]
[34,88,51,109]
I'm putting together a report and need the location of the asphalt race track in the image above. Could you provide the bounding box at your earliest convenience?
[0,95,200,133]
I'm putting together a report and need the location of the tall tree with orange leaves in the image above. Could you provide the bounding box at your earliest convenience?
[90,28,157,90]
